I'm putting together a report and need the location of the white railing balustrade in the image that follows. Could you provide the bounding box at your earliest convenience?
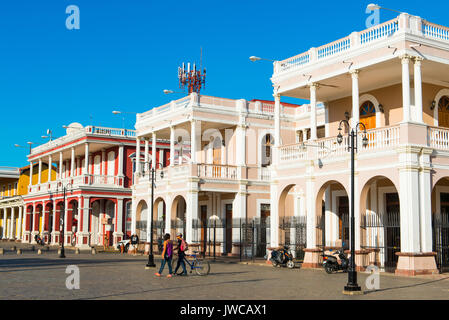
[279,144,308,162]
[423,21,449,41]
[258,167,271,181]
[317,36,351,59]
[197,164,237,180]
[359,19,399,45]
[360,125,400,152]
[429,126,449,150]
[278,52,310,72]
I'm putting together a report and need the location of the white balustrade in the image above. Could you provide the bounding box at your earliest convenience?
[423,21,449,41]
[279,144,308,162]
[258,167,271,181]
[429,126,449,150]
[359,19,399,45]
[317,36,351,59]
[360,125,400,152]
[197,164,237,180]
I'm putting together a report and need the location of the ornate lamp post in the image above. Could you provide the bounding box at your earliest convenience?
[337,120,368,294]
[145,162,164,269]
[56,182,73,258]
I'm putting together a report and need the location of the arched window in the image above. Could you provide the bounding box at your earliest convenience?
[262,134,274,167]
[360,101,376,130]
[438,96,449,128]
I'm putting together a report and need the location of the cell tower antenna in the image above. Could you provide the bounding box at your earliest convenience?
[178,54,206,95]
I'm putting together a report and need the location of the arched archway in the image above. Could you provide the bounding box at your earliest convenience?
[67,199,78,246]
[359,176,400,272]
[136,200,148,242]
[153,197,166,244]
[171,195,186,239]
[90,200,101,245]
[433,88,449,126]
[431,177,449,272]
[315,180,350,250]
[278,184,306,259]
[35,204,43,237]
[44,202,53,244]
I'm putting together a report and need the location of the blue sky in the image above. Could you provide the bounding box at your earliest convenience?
[0,0,446,167]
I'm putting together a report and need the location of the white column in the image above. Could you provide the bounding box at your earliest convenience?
[144,138,149,172]
[101,150,106,175]
[351,70,360,127]
[186,191,199,244]
[115,199,123,239]
[236,123,247,167]
[59,152,63,180]
[270,184,279,247]
[118,145,124,176]
[324,187,331,246]
[2,209,6,238]
[414,57,424,124]
[29,161,33,186]
[306,166,316,248]
[38,158,42,184]
[191,121,196,163]
[170,126,175,166]
[398,147,421,253]
[302,129,307,142]
[401,55,411,122]
[48,155,52,182]
[84,143,90,174]
[419,149,433,252]
[274,92,281,153]
[152,132,157,169]
[18,206,23,239]
[9,208,14,239]
[136,137,141,173]
[70,147,75,177]
[310,84,318,140]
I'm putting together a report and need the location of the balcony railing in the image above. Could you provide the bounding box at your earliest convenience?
[275,15,449,75]
[429,126,449,150]
[31,126,136,155]
[279,125,401,164]
[197,164,238,180]
[28,174,125,193]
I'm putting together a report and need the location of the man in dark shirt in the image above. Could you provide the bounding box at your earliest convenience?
[130,233,139,254]
[174,233,187,276]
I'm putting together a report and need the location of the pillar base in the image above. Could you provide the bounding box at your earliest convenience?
[354,249,371,271]
[395,252,439,276]
[302,248,322,268]
[113,232,124,246]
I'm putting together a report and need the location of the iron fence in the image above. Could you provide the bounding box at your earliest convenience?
[361,211,400,272]
[433,212,449,273]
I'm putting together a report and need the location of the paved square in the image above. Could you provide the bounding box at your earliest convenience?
[0,247,448,300]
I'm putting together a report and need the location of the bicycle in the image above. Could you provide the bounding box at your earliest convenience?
[172,251,210,276]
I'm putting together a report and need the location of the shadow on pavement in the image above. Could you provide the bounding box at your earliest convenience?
[80,278,272,300]
[363,276,449,295]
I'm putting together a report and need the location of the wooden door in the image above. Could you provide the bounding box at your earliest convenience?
[439,96,449,128]
[360,101,376,130]
[225,204,232,254]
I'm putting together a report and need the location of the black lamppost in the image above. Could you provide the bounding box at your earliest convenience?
[57,182,72,258]
[145,162,164,269]
[337,120,368,294]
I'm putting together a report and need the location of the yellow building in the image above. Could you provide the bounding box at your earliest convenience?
[0,163,56,240]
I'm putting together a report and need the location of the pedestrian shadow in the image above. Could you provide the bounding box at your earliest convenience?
[79,278,273,300]
[207,271,249,276]
[363,276,449,295]
[0,257,137,271]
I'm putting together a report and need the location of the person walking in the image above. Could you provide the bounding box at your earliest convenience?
[174,233,188,276]
[155,233,173,278]
[130,233,139,255]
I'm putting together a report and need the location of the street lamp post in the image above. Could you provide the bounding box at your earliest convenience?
[14,142,34,155]
[145,162,164,269]
[337,120,368,294]
[57,182,73,259]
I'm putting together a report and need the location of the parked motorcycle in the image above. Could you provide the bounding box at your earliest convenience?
[322,249,349,274]
[270,246,295,269]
